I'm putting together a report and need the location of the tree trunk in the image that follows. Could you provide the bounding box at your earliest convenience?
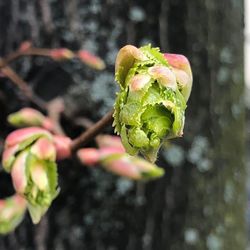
[0,0,246,249]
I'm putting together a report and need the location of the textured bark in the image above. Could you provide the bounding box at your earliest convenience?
[0,0,246,249]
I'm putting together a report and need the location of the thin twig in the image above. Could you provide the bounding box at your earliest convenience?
[1,66,47,110]
[70,110,114,152]
[0,48,52,69]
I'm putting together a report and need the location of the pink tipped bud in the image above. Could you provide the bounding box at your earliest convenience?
[96,135,125,151]
[115,45,147,87]
[50,48,75,61]
[103,154,164,180]
[42,118,54,131]
[31,137,56,161]
[11,152,28,194]
[5,127,51,148]
[18,41,32,52]
[164,53,192,101]
[99,147,125,158]
[103,154,141,179]
[129,74,151,91]
[77,148,100,166]
[78,50,106,70]
[148,65,177,90]
[8,108,46,128]
[53,135,72,160]
[31,164,48,191]
[164,53,190,71]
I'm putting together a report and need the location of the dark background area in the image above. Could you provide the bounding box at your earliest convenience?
[0,0,247,249]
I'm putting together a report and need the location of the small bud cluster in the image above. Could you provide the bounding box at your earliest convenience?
[2,127,59,223]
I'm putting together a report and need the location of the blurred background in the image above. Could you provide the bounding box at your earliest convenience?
[0,0,248,249]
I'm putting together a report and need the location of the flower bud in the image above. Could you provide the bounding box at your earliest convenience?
[53,135,72,160]
[77,135,164,180]
[115,45,148,88]
[8,108,55,131]
[0,194,26,234]
[164,53,193,101]
[18,41,32,52]
[113,45,192,162]
[96,135,125,151]
[77,148,100,166]
[102,154,164,180]
[50,48,75,61]
[78,50,106,70]
[2,127,58,224]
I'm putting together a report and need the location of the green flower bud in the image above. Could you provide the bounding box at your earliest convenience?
[0,195,26,235]
[113,44,192,162]
[2,127,58,224]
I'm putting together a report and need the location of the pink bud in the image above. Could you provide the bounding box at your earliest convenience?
[78,50,105,70]
[11,152,28,194]
[31,163,48,191]
[8,108,45,127]
[99,147,125,158]
[129,74,151,91]
[53,135,72,160]
[31,137,56,161]
[18,41,32,52]
[164,53,190,71]
[164,53,193,101]
[148,65,177,90]
[103,155,141,180]
[42,118,54,131]
[77,148,100,166]
[50,48,75,61]
[96,135,125,152]
[5,127,51,148]
[115,45,147,87]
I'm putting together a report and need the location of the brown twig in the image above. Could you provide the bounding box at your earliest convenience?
[0,66,48,110]
[70,110,114,152]
[0,48,52,69]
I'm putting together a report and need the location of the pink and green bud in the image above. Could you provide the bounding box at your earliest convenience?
[78,50,106,70]
[30,163,49,191]
[77,147,124,166]
[129,74,151,91]
[4,127,51,148]
[11,151,28,193]
[8,108,55,131]
[115,45,147,88]
[50,48,75,61]
[0,194,27,234]
[2,127,58,224]
[113,45,191,162]
[148,65,177,90]
[77,148,100,166]
[77,134,164,180]
[30,137,56,161]
[53,135,72,160]
[96,135,125,152]
[164,53,193,101]
[102,154,164,180]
